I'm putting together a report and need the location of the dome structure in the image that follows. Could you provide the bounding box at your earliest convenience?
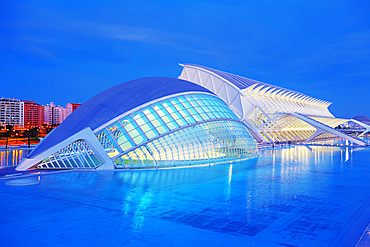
[17,77,257,171]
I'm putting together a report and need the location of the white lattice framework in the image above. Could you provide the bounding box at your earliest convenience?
[179,64,367,145]
[37,140,102,169]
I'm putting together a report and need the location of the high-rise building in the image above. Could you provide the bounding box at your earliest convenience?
[0,98,24,127]
[44,102,66,126]
[23,100,44,128]
[66,103,82,117]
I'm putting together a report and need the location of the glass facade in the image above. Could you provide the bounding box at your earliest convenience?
[95,93,240,157]
[37,140,102,169]
[94,93,257,168]
[115,120,257,168]
[36,93,257,170]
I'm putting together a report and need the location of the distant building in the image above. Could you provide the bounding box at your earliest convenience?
[66,103,82,117]
[349,116,370,129]
[23,100,44,128]
[0,98,24,127]
[44,102,66,126]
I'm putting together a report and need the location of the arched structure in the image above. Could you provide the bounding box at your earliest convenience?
[17,77,257,171]
[179,64,367,145]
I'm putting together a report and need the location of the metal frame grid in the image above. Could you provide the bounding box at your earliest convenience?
[115,120,257,168]
[95,93,240,158]
[37,140,102,169]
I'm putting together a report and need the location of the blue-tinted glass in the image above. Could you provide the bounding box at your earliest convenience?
[175,118,187,127]
[151,119,161,128]
[128,128,141,138]
[117,133,130,145]
[101,129,120,150]
[167,120,178,130]
[122,120,135,133]
[213,111,222,118]
[186,108,202,121]
[207,111,216,119]
[181,100,193,109]
[188,98,200,107]
[145,112,156,121]
[121,141,133,151]
[133,134,145,145]
[194,106,205,115]
[141,124,151,132]
[146,130,157,139]
[108,123,123,139]
[200,113,210,120]
[156,126,167,134]
[133,113,146,126]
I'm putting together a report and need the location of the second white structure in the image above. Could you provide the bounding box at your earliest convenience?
[179,64,368,145]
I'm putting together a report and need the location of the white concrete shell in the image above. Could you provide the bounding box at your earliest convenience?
[17,77,258,171]
[179,64,367,146]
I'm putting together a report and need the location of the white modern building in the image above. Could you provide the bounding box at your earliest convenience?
[0,98,24,127]
[16,64,370,172]
[178,64,370,145]
[44,102,66,126]
[17,77,258,171]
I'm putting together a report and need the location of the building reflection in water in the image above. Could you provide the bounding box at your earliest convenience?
[0,149,30,167]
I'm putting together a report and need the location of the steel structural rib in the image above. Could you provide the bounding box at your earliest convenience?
[179,64,367,146]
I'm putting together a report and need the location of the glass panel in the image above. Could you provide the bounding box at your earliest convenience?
[151,119,161,128]
[121,116,135,132]
[133,134,145,145]
[175,118,187,127]
[114,120,257,169]
[95,92,251,168]
[108,123,123,139]
[128,128,141,138]
[116,133,129,145]
[133,112,145,126]
[121,141,134,151]
[166,121,177,130]
[156,126,167,134]
[145,130,156,139]
[141,124,151,132]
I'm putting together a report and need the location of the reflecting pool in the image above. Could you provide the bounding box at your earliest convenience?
[0,149,30,167]
[0,141,370,246]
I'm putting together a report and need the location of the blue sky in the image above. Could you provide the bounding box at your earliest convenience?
[1,0,369,118]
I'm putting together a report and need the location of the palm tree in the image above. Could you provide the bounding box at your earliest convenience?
[23,127,39,148]
[5,125,13,149]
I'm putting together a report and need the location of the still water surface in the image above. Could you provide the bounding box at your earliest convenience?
[0,149,30,167]
[0,140,369,246]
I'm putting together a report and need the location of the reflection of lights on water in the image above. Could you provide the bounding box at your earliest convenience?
[228,163,233,184]
[344,140,349,162]
[225,163,233,202]
[132,191,152,232]
[122,188,136,215]
[1,149,29,167]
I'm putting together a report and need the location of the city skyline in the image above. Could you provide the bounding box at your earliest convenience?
[1,1,369,118]
[0,97,81,128]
